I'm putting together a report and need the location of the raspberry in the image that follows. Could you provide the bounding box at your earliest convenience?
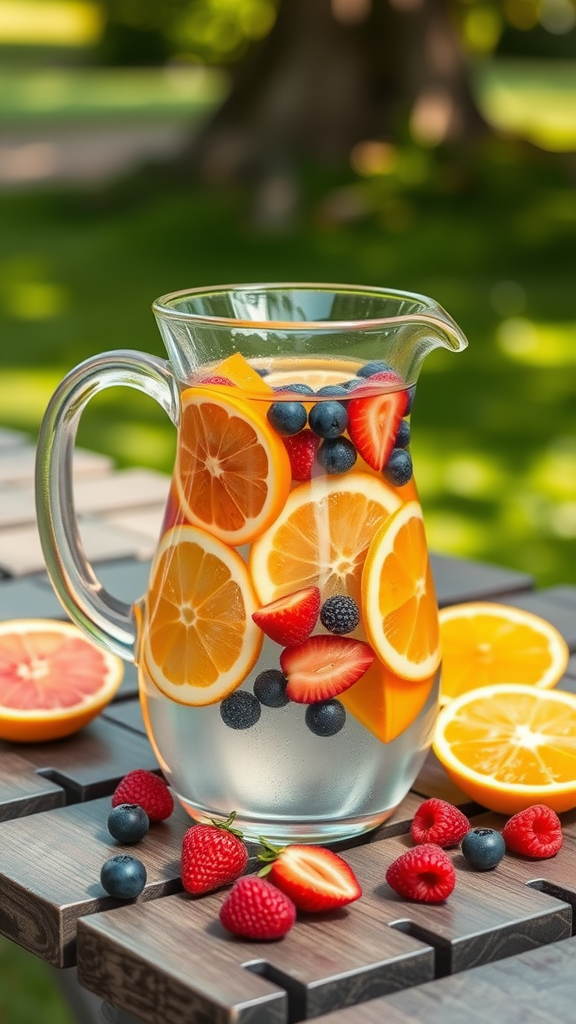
[502,804,563,859]
[219,875,296,940]
[112,769,174,823]
[411,798,470,848]
[282,429,320,481]
[386,844,456,903]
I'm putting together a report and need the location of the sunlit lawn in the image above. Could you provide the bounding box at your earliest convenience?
[0,135,575,588]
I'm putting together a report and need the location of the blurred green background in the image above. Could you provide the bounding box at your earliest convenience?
[0,0,576,1020]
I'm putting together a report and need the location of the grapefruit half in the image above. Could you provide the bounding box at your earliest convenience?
[0,619,124,743]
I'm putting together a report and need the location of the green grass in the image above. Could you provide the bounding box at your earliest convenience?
[0,938,75,1024]
[1,138,575,588]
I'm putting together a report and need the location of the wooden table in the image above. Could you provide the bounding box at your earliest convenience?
[1,425,576,1024]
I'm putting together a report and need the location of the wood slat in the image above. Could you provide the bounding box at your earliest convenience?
[0,446,112,485]
[313,936,576,1024]
[430,553,533,607]
[0,519,156,576]
[0,717,158,819]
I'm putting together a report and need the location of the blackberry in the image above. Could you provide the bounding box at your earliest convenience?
[305,700,346,737]
[220,691,261,729]
[107,804,149,845]
[254,669,289,708]
[320,595,360,635]
[316,437,357,475]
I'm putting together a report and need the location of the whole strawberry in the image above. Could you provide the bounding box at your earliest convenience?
[386,843,456,903]
[411,797,470,848]
[220,875,296,940]
[502,804,563,859]
[112,769,174,822]
[181,812,249,895]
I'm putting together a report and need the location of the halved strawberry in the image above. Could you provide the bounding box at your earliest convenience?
[280,635,374,703]
[347,389,408,471]
[253,586,321,646]
[258,841,362,912]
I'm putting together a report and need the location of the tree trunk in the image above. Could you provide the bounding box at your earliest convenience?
[177,0,488,203]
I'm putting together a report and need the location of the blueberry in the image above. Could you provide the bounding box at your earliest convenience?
[107,804,149,844]
[255,366,270,377]
[267,401,308,436]
[320,595,360,635]
[357,360,395,378]
[273,383,315,395]
[341,378,364,391]
[461,828,506,870]
[315,384,349,397]
[395,419,411,449]
[220,690,261,729]
[305,700,346,737]
[254,669,289,708]
[100,854,147,899]
[316,437,357,474]
[308,401,348,439]
[383,449,413,486]
[405,384,416,414]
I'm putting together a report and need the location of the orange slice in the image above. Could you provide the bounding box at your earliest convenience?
[175,387,291,546]
[433,683,576,814]
[199,352,274,395]
[249,472,401,605]
[0,619,123,743]
[340,659,437,743]
[361,501,440,681]
[438,601,569,704]
[144,524,262,706]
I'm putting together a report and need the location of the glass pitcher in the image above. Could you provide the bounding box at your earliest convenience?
[36,283,467,843]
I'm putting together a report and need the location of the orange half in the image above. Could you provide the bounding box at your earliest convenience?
[434,683,576,814]
[438,601,569,703]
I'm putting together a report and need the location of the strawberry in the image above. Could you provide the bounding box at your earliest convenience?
[282,429,321,481]
[386,843,456,903]
[347,389,408,471]
[198,374,234,385]
[252,586,321,646]
[111,769,174,822]
[219,875,296,940]
[280,635,374,704]
[181,811,249,895]
[502,804,563,859]
[411,798,470,848]
[258,840,361,912]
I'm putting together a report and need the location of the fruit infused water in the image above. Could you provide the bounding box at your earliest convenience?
[137,352,441,843]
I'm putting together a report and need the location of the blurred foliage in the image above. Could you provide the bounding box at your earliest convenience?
[0,938,74,1024]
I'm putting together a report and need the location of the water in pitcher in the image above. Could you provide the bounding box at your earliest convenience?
[136,352,441,843]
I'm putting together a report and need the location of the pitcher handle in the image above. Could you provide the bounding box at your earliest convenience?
[35,349,180,662]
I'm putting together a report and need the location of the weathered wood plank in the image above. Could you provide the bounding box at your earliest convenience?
[430,553,533,607]
[312,935,576,1024]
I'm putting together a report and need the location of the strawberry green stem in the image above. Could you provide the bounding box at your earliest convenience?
[207,810,244,838]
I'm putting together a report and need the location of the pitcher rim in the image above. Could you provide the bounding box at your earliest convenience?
[152,281,461,336]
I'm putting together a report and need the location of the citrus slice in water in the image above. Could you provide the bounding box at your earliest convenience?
[0,619,124,743]
[340,659,437,744]
[361,501,440,681]
[433,683,576,814]
[145,525,262,706]
[438,601,569,704]
[249,472,401,605]
[175,388,291,546]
